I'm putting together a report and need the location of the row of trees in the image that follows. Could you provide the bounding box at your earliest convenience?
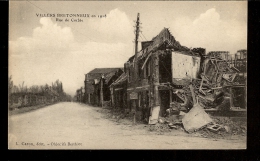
[8,76,72,109]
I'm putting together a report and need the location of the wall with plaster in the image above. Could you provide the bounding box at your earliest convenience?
[171,51,201,79]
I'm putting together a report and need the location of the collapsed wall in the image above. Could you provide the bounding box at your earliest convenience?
[171,51,247,112]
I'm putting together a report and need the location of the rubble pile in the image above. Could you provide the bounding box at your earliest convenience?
[172,52,245,112]
[99,105,246,139]
[197,117,247,139]
[101,108,144,123]
[147,117,184,134]
[214,117,246,135]
[156,106,247,138]
[148,123,171,134]
[151,113,246,138]
[160,85,246,138]
[160,53,247,137]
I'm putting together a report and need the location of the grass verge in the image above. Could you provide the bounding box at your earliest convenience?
[8,102,57,115]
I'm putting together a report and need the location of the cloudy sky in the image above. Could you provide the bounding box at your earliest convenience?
[9,1,247,96]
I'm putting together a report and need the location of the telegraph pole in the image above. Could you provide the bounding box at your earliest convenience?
[134,13,140,71]
[132,13,140,125]
[100,74,104,107]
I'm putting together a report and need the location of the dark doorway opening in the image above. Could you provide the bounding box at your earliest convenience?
[159,53,172,83]
[231,86,246,109]
[159,90,170,117]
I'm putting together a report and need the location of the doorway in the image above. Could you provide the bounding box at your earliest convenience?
[159,90,170,117]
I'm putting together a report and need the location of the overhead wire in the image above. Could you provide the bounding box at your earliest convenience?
[139,33,145,41]
[141,32,147,41]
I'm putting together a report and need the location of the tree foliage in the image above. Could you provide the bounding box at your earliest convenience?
[8,76,72,104]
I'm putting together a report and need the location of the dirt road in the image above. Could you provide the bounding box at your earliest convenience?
[8,102,246,149]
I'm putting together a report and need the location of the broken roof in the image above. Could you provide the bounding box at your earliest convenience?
[88,67,123,74]
[88,68,123,74]
[104,71,120,84]
[126,28,199,63]
[143,28,190,55]
[110,72,127,86]
[86,68,123,83]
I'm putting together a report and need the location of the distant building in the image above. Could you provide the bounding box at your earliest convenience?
[76,88,83,103]
[207,51,230,60]
[84,68,123,106]
[232,49,247,73]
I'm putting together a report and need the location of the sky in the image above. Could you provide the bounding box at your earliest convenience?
[9,1,247,96]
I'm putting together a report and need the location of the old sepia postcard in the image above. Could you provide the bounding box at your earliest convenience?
[8,0,247,149]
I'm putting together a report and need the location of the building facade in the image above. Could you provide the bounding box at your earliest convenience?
[109,28,202,124]
[84,68,123,106]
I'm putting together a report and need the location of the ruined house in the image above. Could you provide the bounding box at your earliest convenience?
[110,28,203,124]
[84,68,123,106]
[110,27,247,124]
[193,50,247,111]
[110,72,128,108]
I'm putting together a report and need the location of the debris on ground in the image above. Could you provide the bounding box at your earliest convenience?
[196,117,247,139]
[182,103,213,133]
[168,123,177,129]
[148,123,171,133]
[97,105,246,139]
[146,115,185,134]
[207,124,222,133]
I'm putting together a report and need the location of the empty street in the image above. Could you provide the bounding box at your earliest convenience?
[8,102,246,149]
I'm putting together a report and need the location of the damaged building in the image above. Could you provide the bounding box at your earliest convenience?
[110,26,247,125]
[84,68,123,106]
[110,27,205,124]
[81,13,247,128]
[76,87,84,103]
[110,72,128,109]
[130,28,204,124]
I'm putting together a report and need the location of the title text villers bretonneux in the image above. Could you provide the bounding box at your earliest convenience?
[36,13,90,18]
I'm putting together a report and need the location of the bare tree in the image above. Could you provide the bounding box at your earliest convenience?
[8,76,13,95]
[19,81,24,93]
